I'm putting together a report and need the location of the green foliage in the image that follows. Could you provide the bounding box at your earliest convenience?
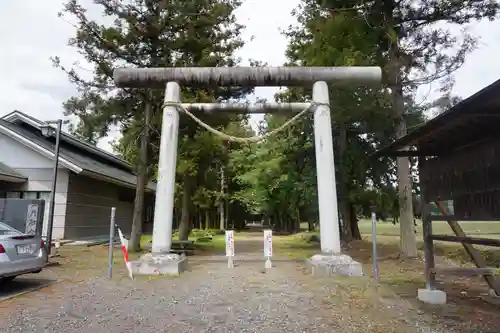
[228,0,499,238]
[56,0,256,232]
[56,0,500,241]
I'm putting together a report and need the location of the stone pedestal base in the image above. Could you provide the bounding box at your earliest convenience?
[417,288,447,305]
[131,253,187,276]
[307,253,363,277]
[483,289,500,305]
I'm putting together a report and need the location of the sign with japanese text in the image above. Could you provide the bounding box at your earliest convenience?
[25,204,39,235]
[264,229,272,257]
[225,230,234,257]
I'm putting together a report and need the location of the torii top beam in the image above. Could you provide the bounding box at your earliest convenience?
[113,66,382,88]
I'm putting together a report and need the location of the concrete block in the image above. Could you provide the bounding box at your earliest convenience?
[417,288,447,305]
[307,253,363,277]
[483,289,500,305]
[131,253,188,276]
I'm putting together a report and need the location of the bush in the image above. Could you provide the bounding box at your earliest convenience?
[171,228,225,239]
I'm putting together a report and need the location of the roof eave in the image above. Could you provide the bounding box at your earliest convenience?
[79,169,156,192]
[0,174,27,183]
[0,124,83,174]
[2,111,134,171]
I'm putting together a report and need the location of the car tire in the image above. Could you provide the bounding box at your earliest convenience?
[0,276,16,284]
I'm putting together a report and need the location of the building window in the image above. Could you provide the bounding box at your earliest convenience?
[38,192,51,203]
[23,192,39,200]
[5,191,50,200]
[6,191,21,198]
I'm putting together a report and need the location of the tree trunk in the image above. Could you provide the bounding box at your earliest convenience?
[295,208,301,233]
[178,175,194,240]
[128,95,151,252]
[219,165,225,230]
[308,220,314,232]
[225,193,230,229]
[385,5,418,258]
[205,210,210,230]
[348,202,361,240]
[396,124,417,258]
[392,72,417,257]
[337,121,353,242]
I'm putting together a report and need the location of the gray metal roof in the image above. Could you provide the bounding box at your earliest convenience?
[374,78,500,157]
[0,120,155,191]
[0,161,26,179]
[3,110,133,170]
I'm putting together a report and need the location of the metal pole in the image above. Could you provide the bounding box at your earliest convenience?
[371,211,379,281]
[107,207,116,279]
[45,119,62,259]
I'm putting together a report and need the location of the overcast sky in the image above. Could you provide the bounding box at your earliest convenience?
[1,0,500,151]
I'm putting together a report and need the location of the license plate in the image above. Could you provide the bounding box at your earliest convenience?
[16,244,34,255]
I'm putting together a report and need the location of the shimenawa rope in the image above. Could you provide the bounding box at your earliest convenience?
[162,102,328,143]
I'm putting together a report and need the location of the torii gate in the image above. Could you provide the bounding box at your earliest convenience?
[113,67,381,276]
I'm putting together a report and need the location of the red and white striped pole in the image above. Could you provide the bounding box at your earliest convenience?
[116,225,134,280]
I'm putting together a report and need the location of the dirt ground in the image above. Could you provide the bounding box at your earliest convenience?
[345,239,500,332]
[0,233,498,332]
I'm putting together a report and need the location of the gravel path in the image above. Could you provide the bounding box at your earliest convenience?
[0,243,431,333]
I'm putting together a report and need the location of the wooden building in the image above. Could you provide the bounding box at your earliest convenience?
[375,78,500,297]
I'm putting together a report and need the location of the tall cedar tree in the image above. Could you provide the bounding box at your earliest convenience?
[292,0,499,257]
[55,0,248,247]
[281,7,395,241]
[231,12,424,237]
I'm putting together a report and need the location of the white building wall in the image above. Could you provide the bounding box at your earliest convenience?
[0,132,69,239]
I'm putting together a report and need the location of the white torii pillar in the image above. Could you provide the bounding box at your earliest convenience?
[313,81,341,254]
[151,82,180,254]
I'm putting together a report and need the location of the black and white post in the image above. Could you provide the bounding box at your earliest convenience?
[264,229,272,269]
[226,230,235,268]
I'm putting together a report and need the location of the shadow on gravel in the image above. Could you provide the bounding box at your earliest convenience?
[0,277,58,301]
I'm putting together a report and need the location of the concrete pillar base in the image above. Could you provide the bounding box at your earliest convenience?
[307,253,363,277]
[482,289,500,305]
[131,253,188,276]
[417,288,447,305]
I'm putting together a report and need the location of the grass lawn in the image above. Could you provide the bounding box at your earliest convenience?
[271,233,319,259]
[37,244,147,282]
[358,219,500,238]
[358,219,500,267]
[297,220,500,266]
[43,220,500,283]
[281,220,500,329]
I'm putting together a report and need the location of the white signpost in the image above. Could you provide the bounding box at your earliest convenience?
[264,229,273,269]
[225,230,235,268]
